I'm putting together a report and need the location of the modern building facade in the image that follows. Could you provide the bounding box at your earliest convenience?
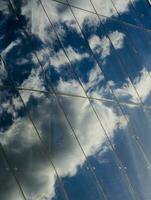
[1,0,151,199]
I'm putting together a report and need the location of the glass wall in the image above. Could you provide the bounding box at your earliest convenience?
[1,0,151,199]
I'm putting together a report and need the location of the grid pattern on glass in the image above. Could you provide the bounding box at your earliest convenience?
[1,0,151,199]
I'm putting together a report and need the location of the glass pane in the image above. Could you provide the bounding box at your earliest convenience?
[0,2,49,91]
[121,103,151,163]
[111,0,143,27]
[16,0,86,96]
[90,0,135,22]
[73,7,142,104]
[100,15,151,106]
[20,90,106,200]
[1,0,151,199]
[39,0,114,100]
[0,88,66,200]
[90,0,151,30]
[92,99,151,199]
[129,0,151,29]
[57,94,137,199]
[68,0,94,11]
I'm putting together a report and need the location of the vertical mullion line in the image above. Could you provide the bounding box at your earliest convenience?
[1,54,70,200]
[7,1,107,200]
[89,0,151,170]
[0,143,27,200]
[40,0,138,199]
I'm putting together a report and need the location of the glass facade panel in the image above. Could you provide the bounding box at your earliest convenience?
[1,0,151,199]
[92,99,151,199]
[58,95,137,200]
[0,88,67,200]
[20,90,106,200]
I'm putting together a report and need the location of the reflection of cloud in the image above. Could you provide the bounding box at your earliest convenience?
[91,99,128,134]
[0,87,125,199]
[21,0,73,41]
[20,67,45,103]
[1,117,37,148]
[2,39,20,56]
[66,46,89,63]
[0,90,23,121]
[0,112,57,200]
[57,78,85,95]
[2,0,151,198]
[89,35,110,59]
[50,46,89,70]
[89,31,125,59]
[56,62,106,98]
[0,60,7,85]
[113,0,133,14]
[68,0,94,11]
[132,69,151,102]
[0,97,22,119]
[0,0,9,14]
[109,31,125,49]
[91,0,133,17]
[84,64,107,97]
[22,0,49,41]
[115,68,151,103]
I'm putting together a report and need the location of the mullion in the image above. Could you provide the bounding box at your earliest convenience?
[89,0,146,107]
[4,1,108,199]
[88,0,151,169]
[86,0,151,194]
[1,83,151,115]
[110,0,151,82]
[47,0,151,34]
[40,0,141,199]
[64,0,151,198]
[108,0,151,143]
[1,54,70,200]
[3,0,151,199]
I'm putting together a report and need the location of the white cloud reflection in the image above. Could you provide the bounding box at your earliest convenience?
[91,0,133,17]
[50,46,89,70]
[0,86,127,199]
[2,0,151,199]
[89,31,125,59]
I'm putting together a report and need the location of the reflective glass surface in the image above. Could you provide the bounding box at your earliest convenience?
[1,0,151,199]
